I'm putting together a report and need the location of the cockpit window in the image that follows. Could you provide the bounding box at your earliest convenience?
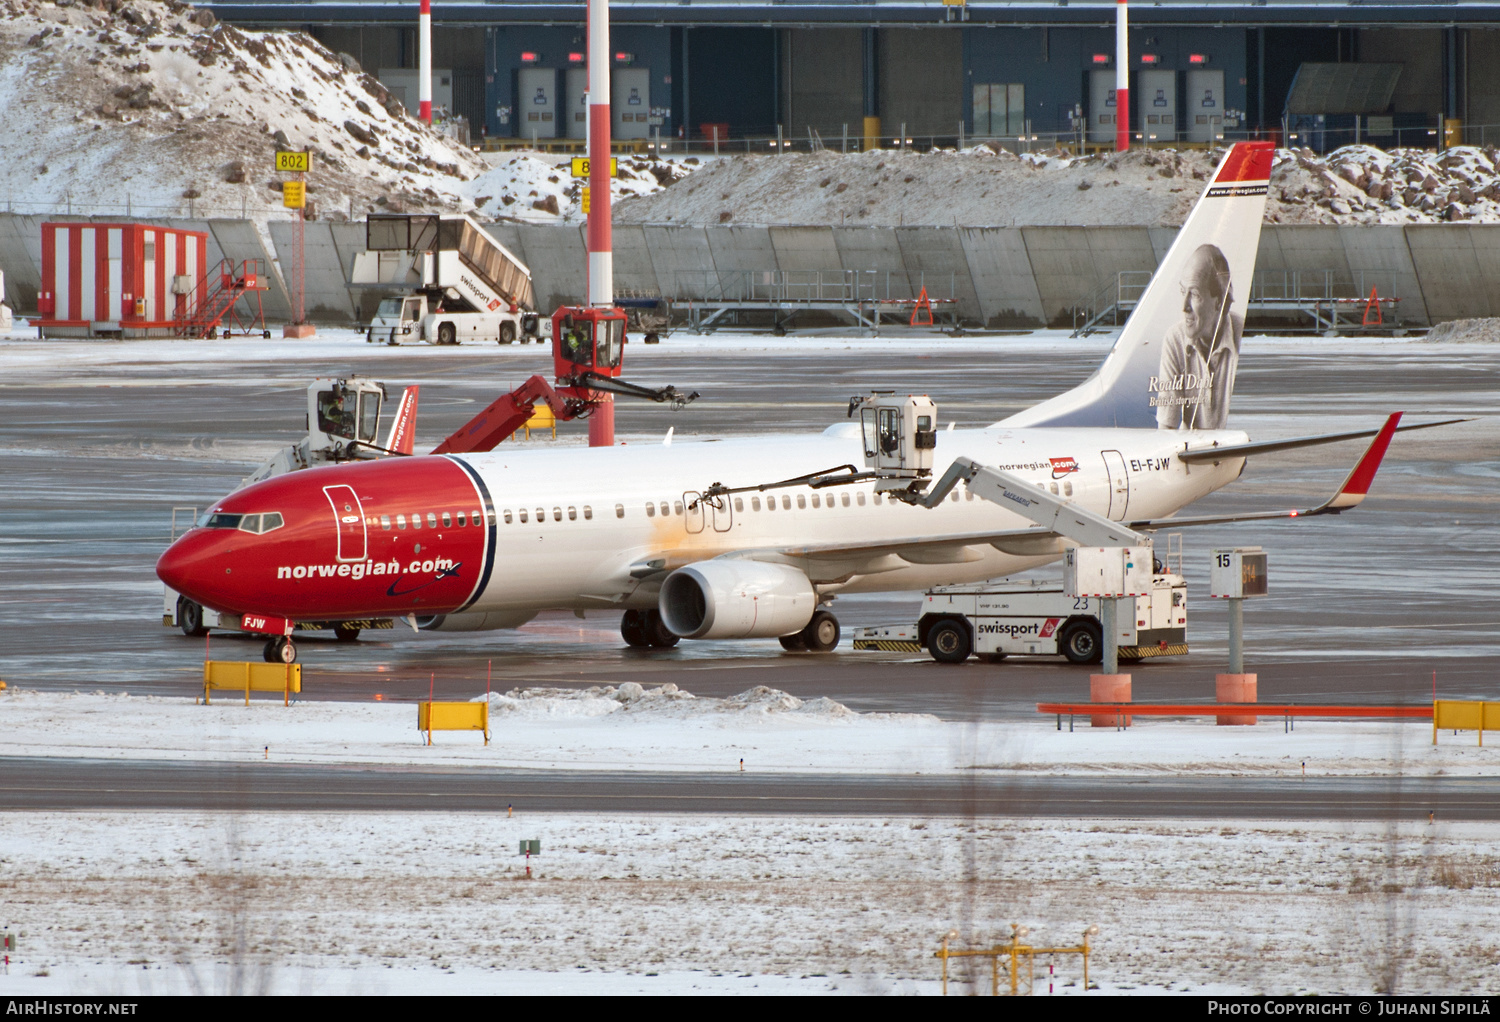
[202,512,285,535]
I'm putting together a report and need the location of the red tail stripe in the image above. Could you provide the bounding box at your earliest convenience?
[1213,141,1276,184]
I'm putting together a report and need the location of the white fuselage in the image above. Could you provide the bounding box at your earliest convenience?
[454,422,1247,617]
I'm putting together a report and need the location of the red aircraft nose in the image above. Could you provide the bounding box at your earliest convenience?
[156,529,237,610]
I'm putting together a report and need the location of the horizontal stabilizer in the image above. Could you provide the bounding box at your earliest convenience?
[1133,412,1408,530]
[1178,415,1470,463]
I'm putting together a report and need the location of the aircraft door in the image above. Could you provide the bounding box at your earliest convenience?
[1101,450,1130,521]
[711,495,733,533]
[324,484,368,562]
[683,492,705,534]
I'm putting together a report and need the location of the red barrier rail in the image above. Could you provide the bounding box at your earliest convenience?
[1038,703,1433,719]
[1038,702,1434,732]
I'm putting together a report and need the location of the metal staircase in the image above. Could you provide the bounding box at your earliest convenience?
[176,259,269,339]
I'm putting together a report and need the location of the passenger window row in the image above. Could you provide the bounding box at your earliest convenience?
[498,505,603,525]
[377,509,489,531]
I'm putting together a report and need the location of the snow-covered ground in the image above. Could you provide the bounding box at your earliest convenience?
[0,810,1495,995]
[0,684,1486,777]
[0,0,694,229]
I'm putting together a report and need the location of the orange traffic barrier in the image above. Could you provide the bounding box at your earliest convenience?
[1039,702,1432,733]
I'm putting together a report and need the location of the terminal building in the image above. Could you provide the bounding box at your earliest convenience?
[209,1,1500,149]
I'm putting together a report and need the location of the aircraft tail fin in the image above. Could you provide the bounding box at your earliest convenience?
[1003,141,1276,431]
[385,385,419,455]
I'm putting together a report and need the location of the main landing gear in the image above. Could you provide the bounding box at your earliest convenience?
[620,609,680,649]
[262,636,298,664]
[777,609,841,654]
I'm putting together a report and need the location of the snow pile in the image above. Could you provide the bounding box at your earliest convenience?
[482,682,865,722]
[465,153,701,223]
[0,0,488,224]
[1423,317,1500,343]
[614,142,1500,227]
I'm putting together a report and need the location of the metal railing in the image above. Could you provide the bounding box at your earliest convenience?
[666,268,958,334]
[1072,268,1405,337]
[477,122,1500,159]
[669,269,908,304]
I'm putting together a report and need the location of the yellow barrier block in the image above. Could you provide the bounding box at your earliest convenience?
[203,661,301,706]
[418,701,490,745]
[522,402,556,440]
[1433,700,1500,746]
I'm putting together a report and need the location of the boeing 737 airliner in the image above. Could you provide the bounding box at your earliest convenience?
[156,142,1448,663]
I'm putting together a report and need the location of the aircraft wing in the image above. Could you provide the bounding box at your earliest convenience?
[1177,414,1468,464]
[1132,410,1407,530]
[640,411,1428,583]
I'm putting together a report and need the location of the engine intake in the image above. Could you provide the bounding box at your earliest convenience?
[659,560,816,640]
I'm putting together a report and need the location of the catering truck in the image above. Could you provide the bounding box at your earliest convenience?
[352,213,548,345]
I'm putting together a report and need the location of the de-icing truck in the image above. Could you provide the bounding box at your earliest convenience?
[352,213,551,346]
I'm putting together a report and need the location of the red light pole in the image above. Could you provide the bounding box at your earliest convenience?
[1115,0,1130,152]
[586,0,615,446]
[418,0,432,124]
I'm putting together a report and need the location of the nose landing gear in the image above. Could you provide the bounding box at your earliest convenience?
[262,636,298,664]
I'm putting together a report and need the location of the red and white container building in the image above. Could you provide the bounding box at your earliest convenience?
[37,222,207,337]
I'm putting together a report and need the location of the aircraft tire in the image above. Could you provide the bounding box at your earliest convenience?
[928,619,972,664]
[178,597,208,637]
[334,625,361,643]
[620,610,651,648]
[1060,621,1103,665]
[798,610,840,653]
[642,610,679,649]
[263,637,298,664]
[778,634,807,652]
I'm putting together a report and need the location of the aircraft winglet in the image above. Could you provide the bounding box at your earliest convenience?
[385,385,419,455]
[1318,411,1401,512]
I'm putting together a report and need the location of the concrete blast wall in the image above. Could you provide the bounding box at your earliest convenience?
[4,215,1500,330]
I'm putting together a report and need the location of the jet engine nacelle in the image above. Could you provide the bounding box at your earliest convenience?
[659,560,817,640]
[417,610,538,632]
